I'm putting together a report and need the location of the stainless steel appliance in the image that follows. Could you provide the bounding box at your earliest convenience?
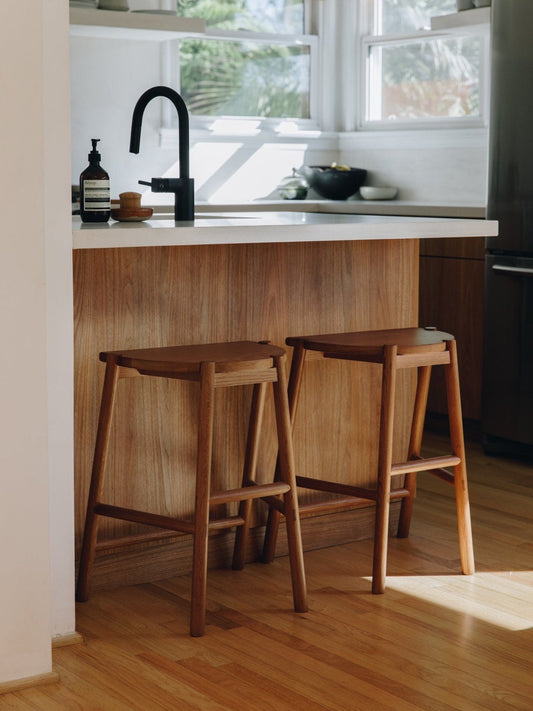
[484,0,533,455]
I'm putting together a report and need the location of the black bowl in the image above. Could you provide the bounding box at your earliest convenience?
[304,166,367,200]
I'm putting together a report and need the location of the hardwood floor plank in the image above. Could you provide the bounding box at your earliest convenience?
[241,586,525,711]
[4,433,533,710]
[200,625,426,711]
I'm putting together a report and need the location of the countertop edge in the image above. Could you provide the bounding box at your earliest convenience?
[73,211,498,250]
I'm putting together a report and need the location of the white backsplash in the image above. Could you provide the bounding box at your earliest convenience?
[71,36,489,206]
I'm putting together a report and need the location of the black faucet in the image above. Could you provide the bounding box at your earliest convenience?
[129,86,194,222]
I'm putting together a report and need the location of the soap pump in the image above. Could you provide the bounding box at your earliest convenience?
[80,138,111,223]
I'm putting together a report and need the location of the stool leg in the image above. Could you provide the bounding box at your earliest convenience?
[397,365,432,538]
[445,340,475,575]
[76,357,120,602]
[232,381,268,570]
[190,361,216,637]
[372,345,397,595]
[262,343,306,564]
[272,354,308,612]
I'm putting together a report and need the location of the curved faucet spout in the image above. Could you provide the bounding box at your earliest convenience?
[130,85,194,221]
[130,85,190,179]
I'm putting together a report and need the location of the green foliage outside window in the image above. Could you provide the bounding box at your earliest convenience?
[371,0,481,121]
[177,0,309,118]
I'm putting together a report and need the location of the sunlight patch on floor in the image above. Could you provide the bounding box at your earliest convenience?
[366,571,533,631]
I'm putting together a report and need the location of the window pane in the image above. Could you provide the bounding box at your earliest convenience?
[180,39,310,118]
[367,37,481,121]
[376,0,456,34]
[177,0,304,34]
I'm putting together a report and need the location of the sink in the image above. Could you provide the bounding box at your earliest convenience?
[148,212,258,221]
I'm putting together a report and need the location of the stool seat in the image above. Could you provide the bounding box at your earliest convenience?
[287,327,454,358]
[77,339,307,636]
[102,340,285,377]
[263,327,475,594]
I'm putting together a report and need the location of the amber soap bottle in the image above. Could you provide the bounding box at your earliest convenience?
[79,138,111,222]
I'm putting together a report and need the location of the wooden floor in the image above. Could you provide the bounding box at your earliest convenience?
[5,433,533,710]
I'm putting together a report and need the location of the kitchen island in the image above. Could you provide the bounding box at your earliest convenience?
[73,211,497,591]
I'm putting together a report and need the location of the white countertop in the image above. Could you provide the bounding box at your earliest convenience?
[72,211,498,250]
[193,199,487,219]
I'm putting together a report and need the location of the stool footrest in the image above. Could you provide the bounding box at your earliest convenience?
[207,516,246,531]
[95,529,181,552]
[94,503,195,534]
[94,502,250,535]
[299,496,375,516]
[428,468,456,485]
[295,476,411,505]
[210,482,291,505]
[391,455,461,477]
[296,475,377,501]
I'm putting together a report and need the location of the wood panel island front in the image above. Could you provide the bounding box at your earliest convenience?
[73,211,497,592]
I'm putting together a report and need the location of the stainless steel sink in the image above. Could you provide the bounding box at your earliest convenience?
[149,212,258,221]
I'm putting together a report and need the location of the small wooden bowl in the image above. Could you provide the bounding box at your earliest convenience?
[111,191,153,222]
[111,207,153,222]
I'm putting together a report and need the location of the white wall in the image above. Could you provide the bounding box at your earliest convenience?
[0,0,74,686]
[70,34,338,204]
[70,31,488,206]
[340,129,489,204]
[45,3,77,643]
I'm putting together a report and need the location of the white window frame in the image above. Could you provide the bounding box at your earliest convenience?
[357,2,491,132]
[161,0,321,136]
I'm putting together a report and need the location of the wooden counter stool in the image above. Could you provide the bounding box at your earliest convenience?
[263,327,475,594]
[76,340,307,637]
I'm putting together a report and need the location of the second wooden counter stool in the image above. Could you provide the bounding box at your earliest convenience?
[76,340,307,637]
[263,327,475,594]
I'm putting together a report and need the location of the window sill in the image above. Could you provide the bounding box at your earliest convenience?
[340,127,488,151]
[161,124,338,149]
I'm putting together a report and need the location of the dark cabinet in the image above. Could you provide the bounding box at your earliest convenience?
[419,237,485,421]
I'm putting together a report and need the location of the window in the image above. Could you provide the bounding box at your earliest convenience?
[361,0,488,128]
[176,0,316,121]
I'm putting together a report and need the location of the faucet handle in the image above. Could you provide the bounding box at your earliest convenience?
[138,178,182,192]
[137,177,194,222]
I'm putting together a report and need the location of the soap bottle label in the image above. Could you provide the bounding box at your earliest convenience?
[82,179,110,211]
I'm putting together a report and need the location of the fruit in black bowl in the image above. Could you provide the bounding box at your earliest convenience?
[298,164,367,200]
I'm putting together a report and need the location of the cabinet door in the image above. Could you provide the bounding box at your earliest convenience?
[483,255,533,447]
[419,254,484,420]
[420,236,485,260]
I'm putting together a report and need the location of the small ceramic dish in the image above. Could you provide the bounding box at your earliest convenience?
[359,186,398,201]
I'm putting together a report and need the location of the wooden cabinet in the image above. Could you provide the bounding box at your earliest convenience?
[74,239,418,590]
[419,237,485,421]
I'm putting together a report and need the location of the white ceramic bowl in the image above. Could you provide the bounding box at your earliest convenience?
[359,186,398,201]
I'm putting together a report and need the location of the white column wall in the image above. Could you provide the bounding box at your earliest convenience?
[45,2,76,642]
[0,0,74,685]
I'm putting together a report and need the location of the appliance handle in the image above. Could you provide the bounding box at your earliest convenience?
[492,264,533,277]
